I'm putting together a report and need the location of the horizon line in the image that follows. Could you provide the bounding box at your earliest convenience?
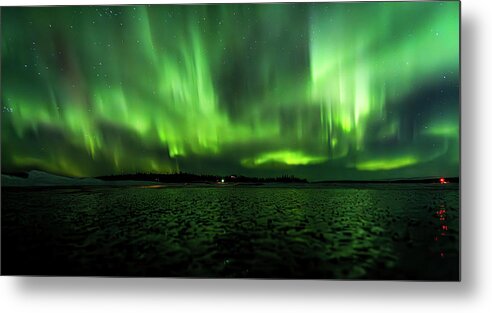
[1,169,460,183]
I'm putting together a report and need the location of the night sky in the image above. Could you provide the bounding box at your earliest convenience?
[1,2,460,181]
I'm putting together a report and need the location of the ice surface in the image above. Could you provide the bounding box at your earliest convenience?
[1,184,459,279]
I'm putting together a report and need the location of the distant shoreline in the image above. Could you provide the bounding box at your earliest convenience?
[1,170,459,188]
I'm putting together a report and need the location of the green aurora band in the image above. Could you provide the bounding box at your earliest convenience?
[1,2,460,180]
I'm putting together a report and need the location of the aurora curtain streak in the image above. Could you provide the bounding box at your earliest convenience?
[1,2,459,180]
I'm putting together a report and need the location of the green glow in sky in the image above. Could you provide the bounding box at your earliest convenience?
[241,150,328,167]
[1,2,460,180]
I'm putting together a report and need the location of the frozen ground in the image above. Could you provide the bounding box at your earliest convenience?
[1,184,459,279]
[1,170,156,187]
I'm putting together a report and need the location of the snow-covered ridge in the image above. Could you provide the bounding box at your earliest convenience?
[1,170,151,187]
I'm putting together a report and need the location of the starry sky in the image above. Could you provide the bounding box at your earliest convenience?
[1,2,460,181]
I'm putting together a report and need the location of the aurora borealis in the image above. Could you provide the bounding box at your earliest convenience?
[1,2,460,180]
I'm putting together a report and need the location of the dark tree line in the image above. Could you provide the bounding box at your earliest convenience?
[96,172,308,183]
